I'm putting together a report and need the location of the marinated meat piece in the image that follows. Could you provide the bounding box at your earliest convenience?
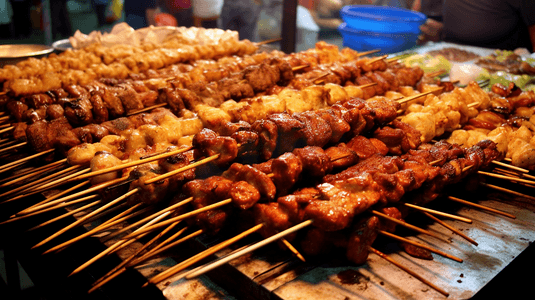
[365,72,389,95]
[159,150,196,193]
[24,108,47,123]
[317,110,351,144]
[194,209,230,235]
[268,113,306,155]
[72,127,94,143]
[129,171,169,206]
[6,101,28,122]
[222,163,276,200]
[356,76,376,99]
[192,128,238,166]
[345,136,383,160]
[294,111,332,147]
[220,121,252,136]
[229,181,261,210]
[346,216,379,265]
[401,243,433,260]
[373,126,405,155]
[252,160,273,174]
[25,120,54,153]
[89,151,122,185]
[64,96,94,126]
[271,152,303,196]
[254,203,293,238]
[27,93,53,108]
[64,85,90,99]
[231,130,258,157]
[251,119,278,160]
[46,104,64,120]
[378,207,403,232]
[101,117,136,135]
[117,84,144,112]
[218,77,254,100]
[293,146,333,178]
[89,94,109,123]
[243,62,280,92]
[12,122,27,141]
[100,88,125,118]
[140,90,159,107]
[158,87,186,115]
[325,145,359,169]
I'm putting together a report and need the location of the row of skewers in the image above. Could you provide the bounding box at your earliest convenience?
[0,40,534,299]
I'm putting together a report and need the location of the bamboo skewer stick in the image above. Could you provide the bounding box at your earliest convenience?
[356,49,381,57]
[0,194,98,225]
[492,160,529,173]
[0,139,19,149]
[478,171,535,186]
[11,180,90,216]
[101,197,194,242]
[32,188,139,249]
[43,203,148,254]
[371,210,449,243]
[281,238,306,262]
[365,55,388,65]
[0,164,86,199]
[123,199,232,240]
[425,69,447,78]
[25,166,91,193]
[255,37,282,46]
[90,221,182,288]
[377,230,462,262]
[422,212,478,246]
[480,182,535,201]
[131,227,198,265]
[0,149,54,173]
[17,178,124,215]
[397,87,444,105]
[70,146,192,182]
[0,158,67,188]
[447,196,516,219]
[27,199,103,231]
[402,203,473,223]
[0,126,14,134]
[184,220,313,281]
[89,227,202,293]
[146,223,266,287]
[127,103,168,116]
[68,210,172,276]
[368,246,449,297]
[0,141,26,154]
[144,154,220,185]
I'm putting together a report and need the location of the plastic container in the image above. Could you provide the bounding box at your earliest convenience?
[338,5,426,54]
[338,22,420,54]
[340,5,426,34]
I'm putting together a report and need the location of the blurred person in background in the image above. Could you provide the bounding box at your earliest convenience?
[50,0,73,39]
[10,0,32,38]
[91,0,110,27]
[415,0,535,52]
[124,0,157,29]
[220,0,262,41]
[0,0,12,38]
[158,0,193,27]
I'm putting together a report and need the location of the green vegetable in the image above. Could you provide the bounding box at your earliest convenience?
[489,72,533,89]
[401,54,453,74]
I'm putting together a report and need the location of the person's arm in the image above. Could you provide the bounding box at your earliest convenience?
[417,18,444,45]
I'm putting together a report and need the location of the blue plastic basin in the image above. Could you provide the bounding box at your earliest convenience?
[340,5,426,34]
[338,22,420,54]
